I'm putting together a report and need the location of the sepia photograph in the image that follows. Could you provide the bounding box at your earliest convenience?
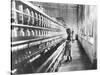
[11,0,97,74]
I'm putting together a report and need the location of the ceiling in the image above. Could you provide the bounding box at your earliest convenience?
[30,1,78,28]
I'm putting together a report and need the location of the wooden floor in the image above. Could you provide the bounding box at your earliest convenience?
[58,40,93,72]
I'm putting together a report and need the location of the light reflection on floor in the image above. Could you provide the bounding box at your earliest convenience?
[58,40,92,72]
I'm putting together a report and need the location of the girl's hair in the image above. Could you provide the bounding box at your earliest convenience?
[66,28,71,34]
